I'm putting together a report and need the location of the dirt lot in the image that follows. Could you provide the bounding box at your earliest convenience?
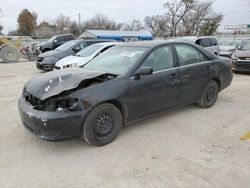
[0,61,249,188]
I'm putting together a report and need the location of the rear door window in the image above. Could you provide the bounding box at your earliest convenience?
[200,38,211,47]
[175,44,208,66]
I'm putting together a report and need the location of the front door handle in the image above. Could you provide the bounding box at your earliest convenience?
[206,65,212,70]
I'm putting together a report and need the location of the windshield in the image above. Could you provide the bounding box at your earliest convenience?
[55,40,77,51]
[47,36,57,43]
[76,45,102,57]
[85,46,147,75]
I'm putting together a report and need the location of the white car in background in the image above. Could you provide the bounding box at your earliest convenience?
[54,42,120,69]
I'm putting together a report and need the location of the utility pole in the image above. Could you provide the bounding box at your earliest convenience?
[79,13,82,35]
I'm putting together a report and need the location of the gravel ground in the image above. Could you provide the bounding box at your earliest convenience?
[0,61,249,188]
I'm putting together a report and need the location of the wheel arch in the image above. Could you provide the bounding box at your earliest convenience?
[212,77,221,91]
[103,100,127,126]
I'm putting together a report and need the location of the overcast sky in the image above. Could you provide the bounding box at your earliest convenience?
[0,0,250,34]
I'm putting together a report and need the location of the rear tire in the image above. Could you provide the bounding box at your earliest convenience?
[198,80,218,108]
[0,46,20,63]
[83,103,122,146]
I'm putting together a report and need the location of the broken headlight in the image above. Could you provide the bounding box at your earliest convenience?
[44,97,82,112]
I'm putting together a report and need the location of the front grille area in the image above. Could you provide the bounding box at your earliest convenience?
[239,57,250,61]
[37,57,43,62]
[235,61,250,69]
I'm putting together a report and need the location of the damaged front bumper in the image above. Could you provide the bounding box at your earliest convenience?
[18,96,86,141]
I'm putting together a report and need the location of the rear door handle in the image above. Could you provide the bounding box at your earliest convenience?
[170,73,178,79]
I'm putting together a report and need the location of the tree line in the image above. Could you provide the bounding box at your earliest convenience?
[3,0,223,38]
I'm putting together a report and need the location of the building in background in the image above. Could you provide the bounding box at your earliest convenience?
[79,30,153,42]
[224,24,250,34]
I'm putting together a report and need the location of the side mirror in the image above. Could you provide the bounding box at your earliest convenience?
[54,39,58,43]
[73,47,81,53]
[133,66,153,79]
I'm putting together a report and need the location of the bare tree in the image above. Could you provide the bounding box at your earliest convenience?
[144,15,169,37]
[164,0,194,37]
[34,21,57,38]
[70,21,80,36]
[181,0,213,35]
[83,14,118,30]
[54,14,71,34]
[121,19,144,31]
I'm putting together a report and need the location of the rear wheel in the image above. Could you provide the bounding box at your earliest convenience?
[198,80,219,108]
[82,103,122,146]
[0,46,20,63]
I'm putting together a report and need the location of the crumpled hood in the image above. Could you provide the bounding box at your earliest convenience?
[56,55,93,68]
[233,50,250,58]
[25,68,106,100]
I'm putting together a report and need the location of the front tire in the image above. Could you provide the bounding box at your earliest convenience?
[83,103,122,146]
[198,80,219,108]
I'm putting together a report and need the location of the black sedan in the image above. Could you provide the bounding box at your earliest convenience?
[19,41,233,146]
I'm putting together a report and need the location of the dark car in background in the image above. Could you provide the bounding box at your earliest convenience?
[231,40,250,73]
[36,39,115,71]
[18,41,233,146]
[35,34,75,53]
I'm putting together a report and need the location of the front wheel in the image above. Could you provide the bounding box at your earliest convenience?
[82,103,122,146]
[198,80,219,108]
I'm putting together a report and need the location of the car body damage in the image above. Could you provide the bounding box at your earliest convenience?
[18,41,233,145]
[24,68,116,101]
[18,68,118,141]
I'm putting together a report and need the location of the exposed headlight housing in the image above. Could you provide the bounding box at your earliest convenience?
[44,97,82,112]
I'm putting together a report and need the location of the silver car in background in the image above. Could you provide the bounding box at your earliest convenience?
[171,36,220,55]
